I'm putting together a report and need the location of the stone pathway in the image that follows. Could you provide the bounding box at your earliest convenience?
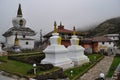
[0,71,15,80]
[0,71,29,80]
[0,75,14,80]
[78,56,114,80]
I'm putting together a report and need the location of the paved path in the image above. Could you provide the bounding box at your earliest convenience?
[0,71,15,80]
[0,71,28,80]
[0,75,15,80]
[78,56,114,80]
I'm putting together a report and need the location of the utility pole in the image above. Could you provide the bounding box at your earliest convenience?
[40,29,43,46]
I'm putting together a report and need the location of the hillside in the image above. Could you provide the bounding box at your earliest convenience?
[88,17,120,36]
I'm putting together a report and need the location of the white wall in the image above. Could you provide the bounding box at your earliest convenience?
[108,36,119,41]
[19,40,34,49]
[6,35,15,47]
[5,35,35,49]
[98,42,114,52]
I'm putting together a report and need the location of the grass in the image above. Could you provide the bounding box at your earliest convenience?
[0,53,104,79]
[64,54,104,80]
[0,55,60,78]
[106,56,120,77]
[0,56,32,76]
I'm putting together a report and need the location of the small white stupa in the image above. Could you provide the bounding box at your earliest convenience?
[0,43,7,56]
[67,27,89,66]
[41,21,74,69]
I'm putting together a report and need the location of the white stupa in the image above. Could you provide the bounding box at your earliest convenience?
[3,4,36,50]
[0,43,7,56]
[67,27,89,66]
[41,21,74,69]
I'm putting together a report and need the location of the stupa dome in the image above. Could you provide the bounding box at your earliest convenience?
[12,17,26,27]
[3,4,36,37]
[12,4,26,27]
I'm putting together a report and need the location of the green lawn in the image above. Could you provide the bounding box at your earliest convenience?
[0,54,104,79]
[0,55,60,78]
[106,56,120,77]
[64,54,104,80]
[0,56,32,76]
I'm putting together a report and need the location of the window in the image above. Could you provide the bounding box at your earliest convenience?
[102,42,104,44]
[19,19,23,26]
[26,42,29,45]
[23,35,25,38]
[109,42,111,44]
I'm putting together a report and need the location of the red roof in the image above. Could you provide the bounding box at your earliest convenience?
[44,24,73,38]
[92,36,113,42]
[81,36,113,43]
[57,23,73,33]
[57,28,73,33]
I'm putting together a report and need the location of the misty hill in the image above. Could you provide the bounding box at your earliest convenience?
[88,17,120,36]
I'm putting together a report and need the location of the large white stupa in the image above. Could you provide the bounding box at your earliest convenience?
[3,4,36,50]
[41,21,74,69]
[67,27,89,66]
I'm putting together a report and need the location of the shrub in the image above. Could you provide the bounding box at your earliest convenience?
[27,68,34,74]
[115,54,120,57]
[8,53,45,64]
[35,68,67,80]
[37,64,54,71]
[36,74,48,80]
[27,64,54,75]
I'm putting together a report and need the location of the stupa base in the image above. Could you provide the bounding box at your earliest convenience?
[68,45,89,66]
[42,59,74,69]
[70,56,89,66]
[12,46,21,52]
[41,45,74,69]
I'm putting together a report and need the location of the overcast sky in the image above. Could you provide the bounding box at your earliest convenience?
[0,0,120,41]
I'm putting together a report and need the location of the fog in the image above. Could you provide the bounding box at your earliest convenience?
[0,0,120,41]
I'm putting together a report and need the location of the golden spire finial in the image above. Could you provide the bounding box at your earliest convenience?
[54,21,57,33]
[73,26,76,35]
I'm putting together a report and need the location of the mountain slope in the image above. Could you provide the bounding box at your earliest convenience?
[88,17,120,36]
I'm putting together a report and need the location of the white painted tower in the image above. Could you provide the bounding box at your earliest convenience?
[41,21,74,69]
[3,4,36,50]
[67,27,89,66]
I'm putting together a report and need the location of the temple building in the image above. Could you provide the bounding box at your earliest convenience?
[43,22,81,47]
[81,36,114,54]
[3,4,36,49]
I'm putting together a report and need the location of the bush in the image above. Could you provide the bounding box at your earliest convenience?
[36,74,48,80]
[37,64,54,71]
[58,72,67,79]
[27,64,54,75]
[115,54,120,57]
[8,53,45,64]
[27,68,34,74]
[35,68,68,80]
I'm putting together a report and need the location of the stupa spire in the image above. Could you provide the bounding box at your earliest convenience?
[17,4,22,17]
[54,21,57,33]
[73,26,76,35]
